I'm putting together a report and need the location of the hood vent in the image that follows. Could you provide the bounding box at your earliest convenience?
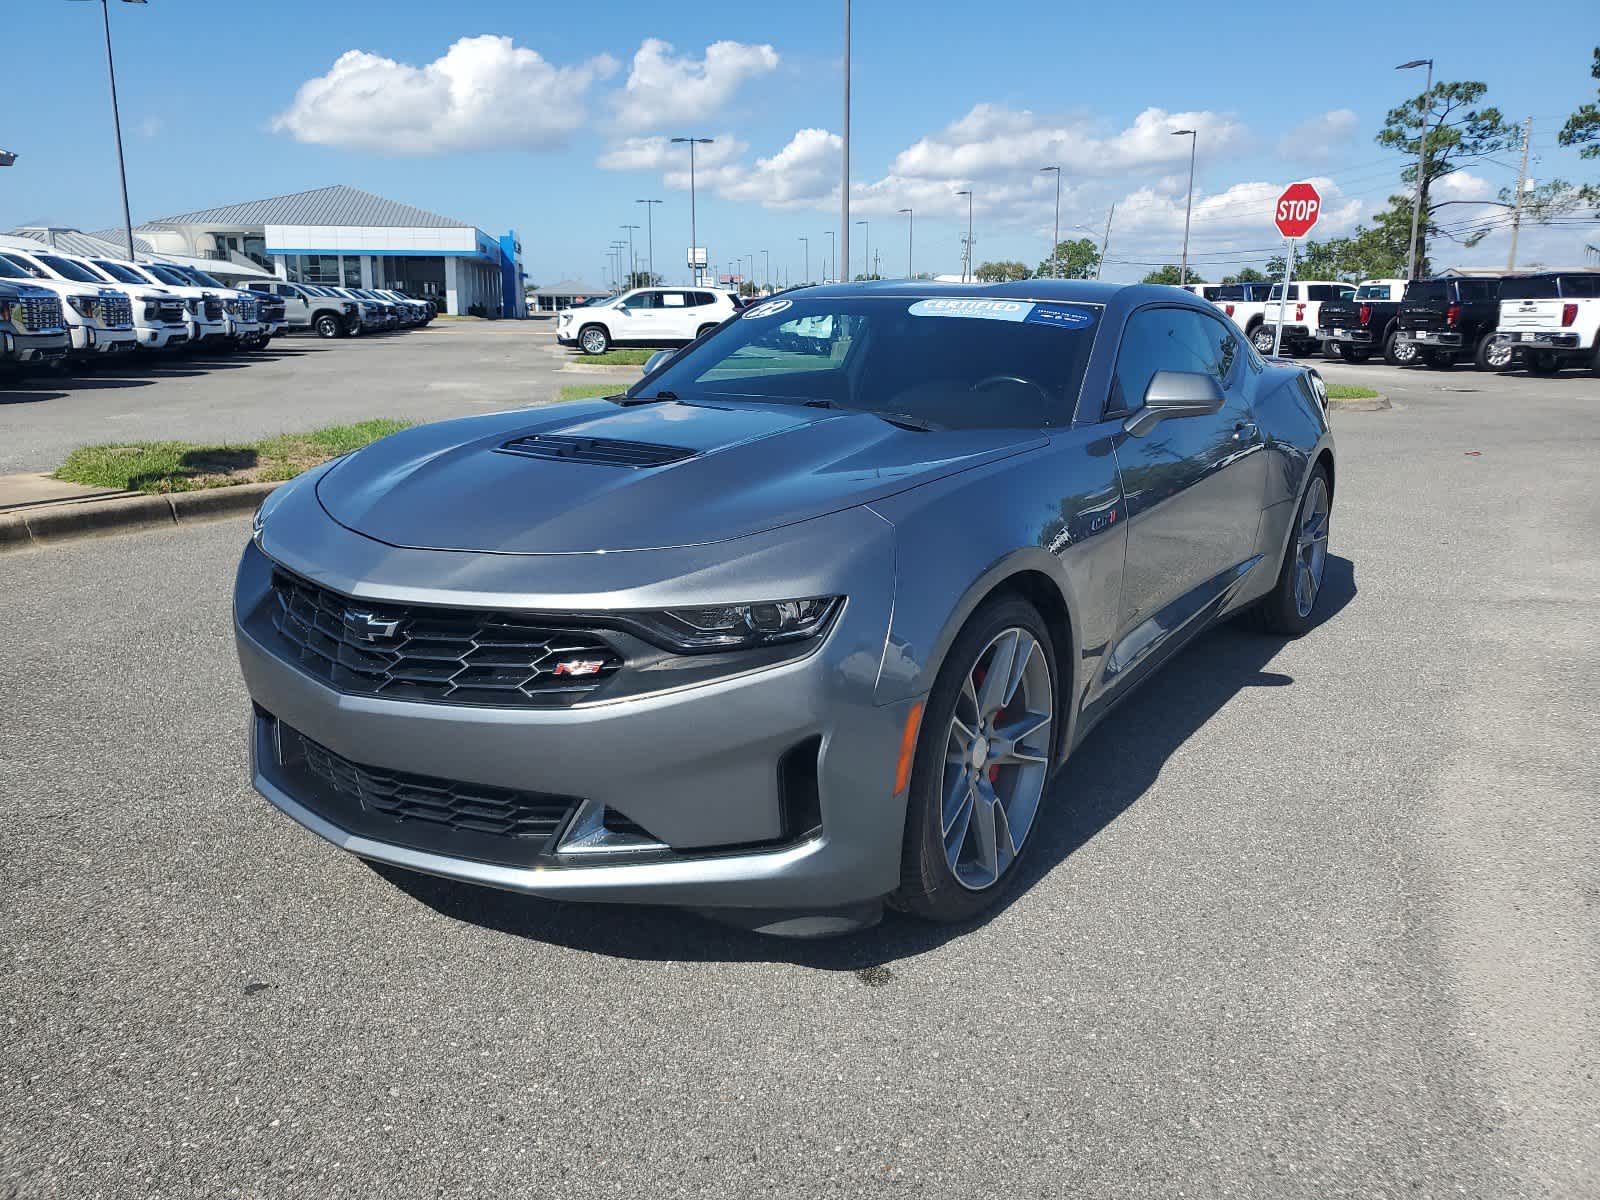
[496,433,695,469]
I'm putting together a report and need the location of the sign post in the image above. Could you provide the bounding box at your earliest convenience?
[1271,181,1322,357]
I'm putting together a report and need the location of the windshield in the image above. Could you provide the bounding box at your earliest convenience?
[144,265,191,286]
[91,259,148,284]
[638,295,1099,430]
[35,254,103,284]
[181,267,226,288]
[0,253,47,280]
[1355,283,1394,301]
[0,256,33,280]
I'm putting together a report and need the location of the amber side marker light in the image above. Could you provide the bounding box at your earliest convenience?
[894,702,925,795]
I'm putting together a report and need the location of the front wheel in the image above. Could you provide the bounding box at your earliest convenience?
[579,325,610,355]
[893,597,1057,923]
[1250,325,1278,355]
[696,323,718,340]
[1242,464,1331,637]
[1475,334,1513,371]
[1384,330,1417,366]
[314,314,342,339]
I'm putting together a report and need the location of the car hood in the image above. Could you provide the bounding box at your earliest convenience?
[316,399,1044,554]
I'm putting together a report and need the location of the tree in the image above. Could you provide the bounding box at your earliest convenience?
[974,260,1031,282]
[1140,264,1204,285]
[1220,267,1266,284]
[1034,238,1100,280]
[625,270,662,289]
[737,281,760,297]
[1558,46,1600,159]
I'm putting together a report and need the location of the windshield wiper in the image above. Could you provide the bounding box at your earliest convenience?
[870,411,940,432]
[610,389,679,406]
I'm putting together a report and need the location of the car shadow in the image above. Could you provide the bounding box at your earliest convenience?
[379,556,1358,972]
[1,375,154,401]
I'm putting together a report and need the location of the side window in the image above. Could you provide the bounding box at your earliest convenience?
[660,291,688,308]
[691,291,716,307]
[1558,275,1598,298]
[1109,308,1239,416]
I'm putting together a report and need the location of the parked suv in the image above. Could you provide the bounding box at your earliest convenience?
[90,258,230,349]
[1395,277,1507,370]
[1315,279,1411,364]
[1495,273,1600,375]
[0,267,72,374]
[0,246,136,363]
[558,287,739,355]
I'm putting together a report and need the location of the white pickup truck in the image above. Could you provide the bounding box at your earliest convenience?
[1495,272,1600,375]
[1218,280,1356,356]
[0,244,136,362]
[90,257,231,349]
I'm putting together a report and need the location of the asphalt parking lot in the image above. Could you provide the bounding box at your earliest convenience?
[2,348,1598,1198]
[0,323,606,476]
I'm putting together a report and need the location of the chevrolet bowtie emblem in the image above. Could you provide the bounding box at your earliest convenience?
[342,608,403,641]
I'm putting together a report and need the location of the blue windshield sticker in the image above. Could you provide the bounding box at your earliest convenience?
[1024,304,1097,330]
[908,298,1032,322]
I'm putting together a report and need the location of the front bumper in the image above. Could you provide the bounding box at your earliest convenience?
[2,328,71,364]
[68,324,136,355]
[136,323,190,350]
[233,492,908,911]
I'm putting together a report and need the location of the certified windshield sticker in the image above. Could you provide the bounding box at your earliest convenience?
[741,298,794,320]
[909,298,1030,322]
[1024,304,1096,329]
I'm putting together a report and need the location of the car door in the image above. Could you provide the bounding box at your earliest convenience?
[655,290,697,339]
[1104,305,1267,681]
[610,289,655,341]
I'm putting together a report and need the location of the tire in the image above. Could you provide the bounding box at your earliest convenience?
[893,596,1059,923]
[1474,333,1513,372]
[696,323,718,340]
[314,313,342,339]
[579,325,610,355]
[1384,329,1417,366]
[1250,325,1278,355]
[256,335,273,351]
[1421,348,1454,369]
[1241,464,1332,637]
[1527,351,1561,375]
[1336,343,1371,363]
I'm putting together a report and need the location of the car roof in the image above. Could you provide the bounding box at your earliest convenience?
[777,278,1157,305]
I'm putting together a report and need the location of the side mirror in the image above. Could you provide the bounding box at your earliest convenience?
[1123,370,1225,437]
[643,349,676,374]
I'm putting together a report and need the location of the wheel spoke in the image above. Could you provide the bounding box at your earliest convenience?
[976,630,1020,717]
[1001,634,1036,709]
[970,780,1000,884]
[942,770,974,838]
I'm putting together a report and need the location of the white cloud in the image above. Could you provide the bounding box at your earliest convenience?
[1434,170,1493,201]
[612,39,779,132]
[596,133,748,177]
[272,35,618,154]
[1278,109,1359,158]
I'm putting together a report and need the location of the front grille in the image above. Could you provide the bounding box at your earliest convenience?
[497,434,696,469]
[258,298,286,321]
[19,295,66,332]
[203,298,223,321]
[275,720,582,857]
[157,299,186,325]
[98,294,133,328]
[269,567,624,707]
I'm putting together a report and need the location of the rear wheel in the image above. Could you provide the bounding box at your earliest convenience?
[893,596,1058,923]
[1384,330,1417,366]
[1250,325,1277,355]
[1336,343,1371,363]
[1243,464,1332,637]
[1475,333,1513,371]
[579,325,609,355]
[696,323,718,339]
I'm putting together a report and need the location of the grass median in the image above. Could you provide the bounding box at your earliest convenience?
[558,384,629,403]
[54,419,412,495]
[568,348,655,366]
[1325,384,1380,400]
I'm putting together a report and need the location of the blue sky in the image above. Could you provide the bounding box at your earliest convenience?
[3,0,1594,284]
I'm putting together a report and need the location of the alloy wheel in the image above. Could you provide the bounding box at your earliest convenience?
[1485,339,1513,370]
[581,328,607,355]
[1294,476,1330,617]
[940,628,1053,891]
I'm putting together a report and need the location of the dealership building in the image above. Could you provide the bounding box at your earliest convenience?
[83,185,524,317]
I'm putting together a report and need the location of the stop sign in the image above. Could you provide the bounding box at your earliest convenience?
[1274,181,1322,239]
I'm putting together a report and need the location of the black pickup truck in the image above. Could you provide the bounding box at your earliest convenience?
[1315,278,1411,364]
[1395,276,1507,369]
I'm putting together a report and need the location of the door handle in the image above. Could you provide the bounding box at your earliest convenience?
[1232,421,1258,441]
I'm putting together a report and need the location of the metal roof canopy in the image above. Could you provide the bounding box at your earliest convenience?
[131,184,472,230]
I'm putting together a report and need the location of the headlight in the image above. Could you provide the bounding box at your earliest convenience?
[630,597,842,652]
[68,295,98,318]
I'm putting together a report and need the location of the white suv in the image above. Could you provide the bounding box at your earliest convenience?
[1496,272,1600,375]
[558,287,738,355]
[0,245,136,362]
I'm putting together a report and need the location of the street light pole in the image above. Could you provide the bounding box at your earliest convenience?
[1397,58,1434,280]
[74,0,144,260]
[620,224,639,289]
[825,230,835,283]
[799,236,809,285]
[840,0,851,296]
[636,199,661,282]
[897,208,913,278]
[670,136,714,284]
[762,248,770,293]
[1171,129,1197,285]
[1039,166,1061,277]
[855,220,868,280]
[956,190,973,282]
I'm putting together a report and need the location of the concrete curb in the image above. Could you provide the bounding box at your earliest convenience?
[0,480,280,553]
[1327,392,1392,412]
[557,362,646,375]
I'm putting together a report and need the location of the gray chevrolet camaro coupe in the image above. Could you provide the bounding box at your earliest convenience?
[235,280,1335,936]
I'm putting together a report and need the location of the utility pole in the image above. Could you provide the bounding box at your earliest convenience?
[1172,129,1197,285]
[671,136,714,283]
[1507,116,1533,273]
[636,199,661,281]
[1397,58,1434,279]
[898,208,913,278]
[956,190,974,282]
[1097,204,1114,281]
[762,248,770,293]
[840,0,851,293]
[799,236,809,285]
[79,0,144,260]
[1040,166,1061,277]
